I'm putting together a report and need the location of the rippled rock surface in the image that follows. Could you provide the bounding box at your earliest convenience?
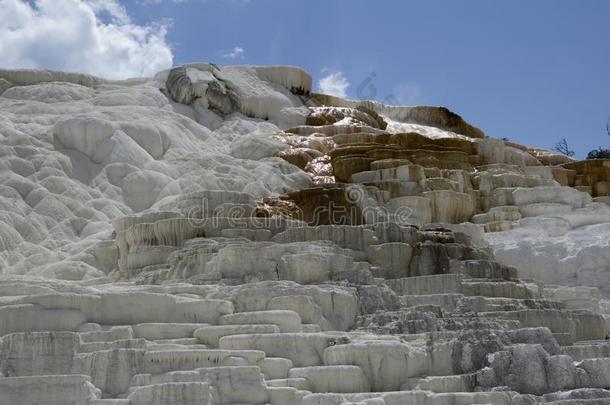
[1,64,610,404]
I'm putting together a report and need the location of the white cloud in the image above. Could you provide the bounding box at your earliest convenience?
[87,0,130,23]
[223,46,244,59]
[317,71,350,98]
[0,0,174,79]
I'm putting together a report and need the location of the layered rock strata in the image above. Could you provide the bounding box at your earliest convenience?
[1,64,610,404]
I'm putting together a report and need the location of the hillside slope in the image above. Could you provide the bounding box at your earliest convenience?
[1,64,610,404]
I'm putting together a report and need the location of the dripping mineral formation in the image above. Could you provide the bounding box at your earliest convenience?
[1,64,610,404]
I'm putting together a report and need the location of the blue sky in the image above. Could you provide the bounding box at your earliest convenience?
[2,0,610,157]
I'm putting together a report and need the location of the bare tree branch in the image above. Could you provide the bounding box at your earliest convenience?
[553,137,575,157]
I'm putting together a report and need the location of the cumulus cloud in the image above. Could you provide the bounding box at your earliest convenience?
[223,46,244,59]
[0,0,174,79]
[317,71,350,98]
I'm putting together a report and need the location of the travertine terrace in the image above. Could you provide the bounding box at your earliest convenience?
[1,64,610,404]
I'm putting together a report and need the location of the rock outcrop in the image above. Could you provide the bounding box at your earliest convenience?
[1,64,610,404]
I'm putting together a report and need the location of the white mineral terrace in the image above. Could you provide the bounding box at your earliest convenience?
[0,64,610,404]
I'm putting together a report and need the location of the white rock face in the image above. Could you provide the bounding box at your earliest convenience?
[1,64,610,404]
[0,65,312,280]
